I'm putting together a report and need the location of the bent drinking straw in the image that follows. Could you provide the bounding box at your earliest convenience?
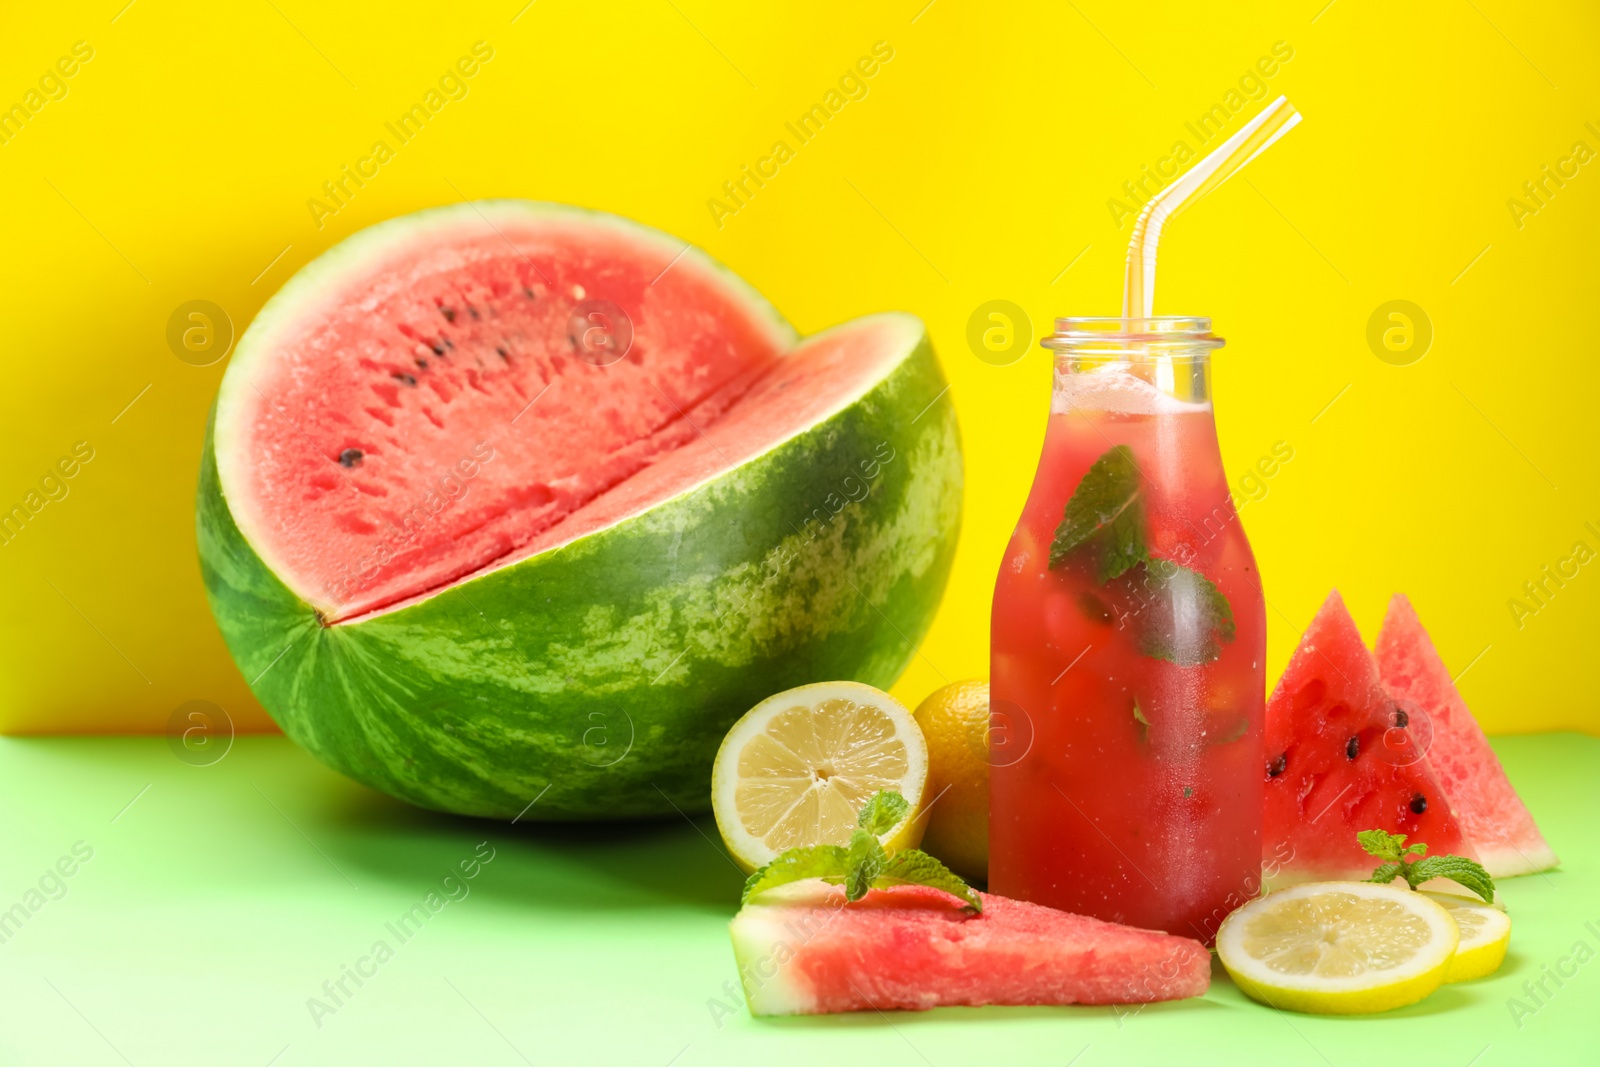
[1123,95,1302,319]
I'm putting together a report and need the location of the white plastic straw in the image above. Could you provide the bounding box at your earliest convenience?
[1123,96,1302,319]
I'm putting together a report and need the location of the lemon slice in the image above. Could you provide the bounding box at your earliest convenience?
[1216,881,1459,1014]
[712,681,928,874]
[1422,891,1512,982]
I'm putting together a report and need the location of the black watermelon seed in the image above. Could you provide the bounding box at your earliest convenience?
[1346,735,1360,760]
[1410,793,1428,815]
[495,346,509,360]
[1267,753,1287,778]
[415,358,429,369]
[430,343,445,356]
[441,307,456,323]
[523,287,536,299]
[1393,707,1409,727]
[392,372,418,386]
[338,448,363,468]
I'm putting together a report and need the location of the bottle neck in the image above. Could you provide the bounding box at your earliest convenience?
[1043,316,1223,414]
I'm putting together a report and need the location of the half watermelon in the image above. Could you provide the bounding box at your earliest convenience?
[1263,592,1475,884]
[198,201,963,819]
[730,882,1210,1014]
[1375,595,1558,877]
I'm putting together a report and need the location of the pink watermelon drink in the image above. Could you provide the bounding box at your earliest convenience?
[990,317,1266,941]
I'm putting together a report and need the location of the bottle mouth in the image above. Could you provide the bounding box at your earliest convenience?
[1042,316,1223,351]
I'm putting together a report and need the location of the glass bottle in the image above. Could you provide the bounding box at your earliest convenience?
[988,316,1266,942]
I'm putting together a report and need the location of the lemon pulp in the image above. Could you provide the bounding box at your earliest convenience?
[1216,881,1459,1015]
[1423,891,1512,982]
[712,681,928,873]
[1240,892,1437,979]
[737,695,913,851]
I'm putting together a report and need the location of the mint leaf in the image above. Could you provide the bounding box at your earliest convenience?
[1132,559,1237,666]
[741,845,848,904]
[843,829,886,901]
[1132,699,1152,744]
[1409,854,1496,904]
[1211,715,1249,745]
[1076,590,1114,625]
[1357,828,1496,904]
[1358,829,1408,863]
[858,790,910,836]
[1049,445,1146,581]
[1367,861,1403,886]
[877,850,983,912]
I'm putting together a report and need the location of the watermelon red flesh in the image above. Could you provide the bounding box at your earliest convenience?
[1376,594,1558,877]
[1264,592,1474,883]
[367,306,917,618]
[730,884,1210,1015]
[214,203,796,621]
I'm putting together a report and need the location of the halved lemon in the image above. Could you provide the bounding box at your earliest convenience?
[1216,881,1459,1014]
[711,681,929,874]
[1422,891,1512,982]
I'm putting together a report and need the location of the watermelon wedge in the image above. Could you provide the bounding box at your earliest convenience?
[729,882,1210,1014]
[198,201,963,819]
[1264,592,1475,884]
[1376,595,1558,877]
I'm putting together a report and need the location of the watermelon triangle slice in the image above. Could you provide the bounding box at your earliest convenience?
[1375,594,1558,877]
[1264,592,1475,885]
[729,883,1210,1014]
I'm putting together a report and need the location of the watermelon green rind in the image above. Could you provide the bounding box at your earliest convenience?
[198,311,962,819]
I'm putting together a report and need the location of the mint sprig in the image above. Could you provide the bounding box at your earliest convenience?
[1359,828,1496,904]
[1048,445,1236,666]
[740,790,981,912]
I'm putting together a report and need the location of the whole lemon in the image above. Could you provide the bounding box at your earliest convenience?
[911,679,990,883]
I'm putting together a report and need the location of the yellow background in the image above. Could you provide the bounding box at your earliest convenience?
[2,1,1596,736]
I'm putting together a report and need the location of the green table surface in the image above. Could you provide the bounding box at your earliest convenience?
[0,733,1594,1067]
